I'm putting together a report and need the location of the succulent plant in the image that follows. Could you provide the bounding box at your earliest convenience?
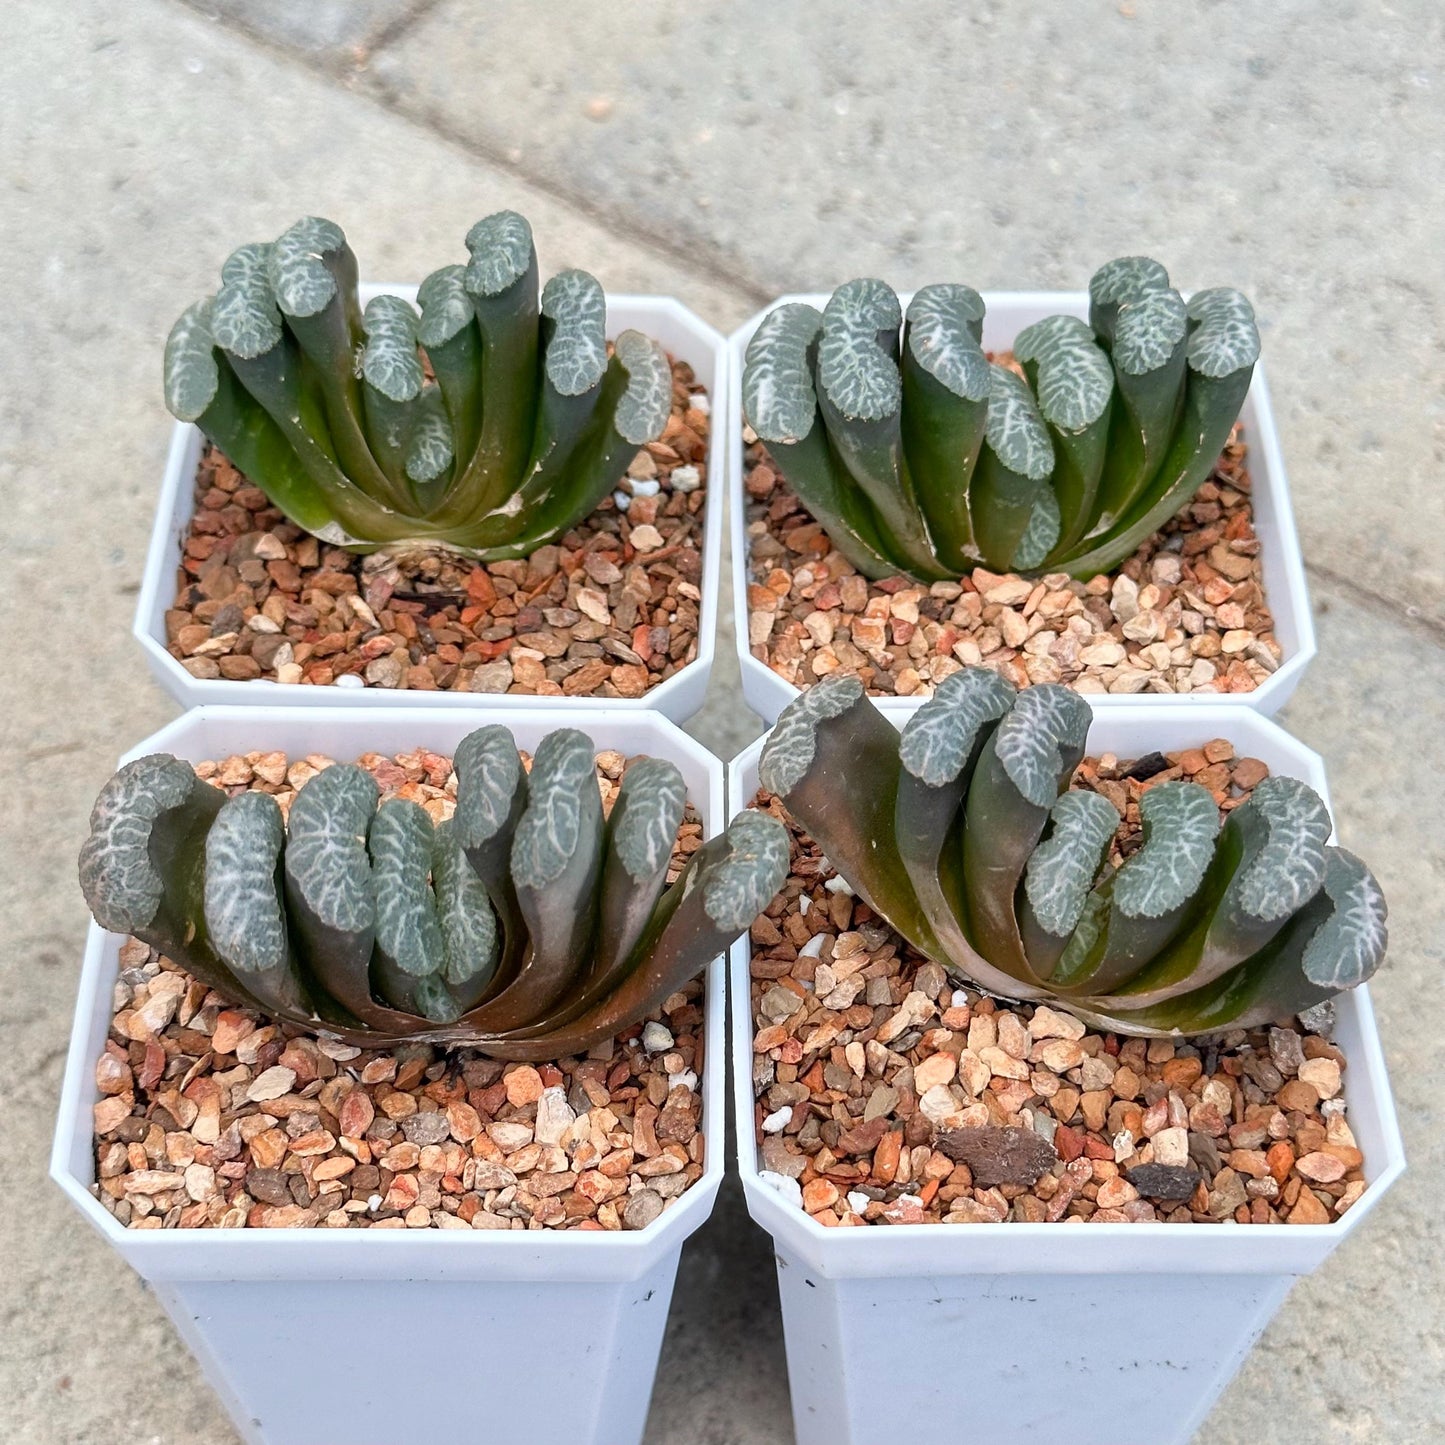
[757,670,1386,1036]
[163,212,674,559]
[79,729,788,1059]
[741,259,1259,582]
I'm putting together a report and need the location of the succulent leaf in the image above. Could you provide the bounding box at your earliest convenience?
[612,330,673,445]
[370,799,444,979]
[992,684,1093,808]
[703,809,791,931]
[905,285,989,400]
[204,791,288,975]
[78,755,211,935]
[1114,782,1219,919]
[1023,789,1119,939]
[759,674,865,796]
[1014,316,1113,431]
[284,764,379,935]
[1113,287,1189,376]
[540,269,608,397]
[211,243,283,359]
[268,216,346,318]
[818,278,903,422]
[612,758,689,882]
[743,303,824,443]
[985,365,1054,479]
[453,726,525,850]
[164,300,221,422]
[360,295,424,403]
[405,387,455,486]
[416,265,475,349]
[1186,288,1261,379]
[464,211,535,297]
[899,668,1017,787]
[431,819,499,992]
[511,730,597,889]
[1302,848,1388,990]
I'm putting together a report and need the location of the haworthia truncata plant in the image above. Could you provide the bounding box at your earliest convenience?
[741,257,1259,582]
[163,212,675,559]
[757,668,1387,1037]
[79,730,789,1056]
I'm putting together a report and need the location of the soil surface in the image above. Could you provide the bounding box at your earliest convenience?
[744,422,1282,698]
[90,749,707,1231]
[748,746,1365,1226]
[164,360,709,699]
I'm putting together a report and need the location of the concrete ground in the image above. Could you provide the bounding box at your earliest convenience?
[1,1,1440,1439]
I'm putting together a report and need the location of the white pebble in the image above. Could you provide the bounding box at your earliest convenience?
[628,478,660,497]
[761,1106,792,1134]
[670,464,701,493]
[846,1191,871,1216]
[613,489,631,511]
[824,876,855,898]
[799,933,826,959]
[333,673,364,689]
[951,989,970,1008]
[668,1070,698,1094]
[688,394,710,416]
[799,895,811,915]
[367,1194,383,1212]
[758,1171,803,1208]
[641,1021,674,1053]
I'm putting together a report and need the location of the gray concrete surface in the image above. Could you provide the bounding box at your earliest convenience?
[0,1,1439,1441]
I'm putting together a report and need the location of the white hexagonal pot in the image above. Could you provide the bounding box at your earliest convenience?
[135,292,726,723]
[728,294,1317,723]
[52,705,727,1445]
[728,705,1402,1445]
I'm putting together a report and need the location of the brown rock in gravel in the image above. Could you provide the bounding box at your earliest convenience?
[934,1126,1058,1188]
[1126,1164,1202,1201]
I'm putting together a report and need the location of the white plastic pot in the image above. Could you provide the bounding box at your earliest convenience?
[52,705,727,1445]
[136,292,726,723]
[728,293,1316,723]
[728,705,1402,1445]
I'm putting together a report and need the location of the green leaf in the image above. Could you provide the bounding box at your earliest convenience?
[417,264,483,491]
[480,809,788,1061]
[901,285,990,570]
[211,243,283,360]
[457,211,541,514]
[743,303,900,579]
[203,791,288,975]
[282,763,380,1024]
[469,729,604,1031]
[164,299,221,423]
[595,757,688,980]
[540,269,609,398]
[1104,775,1329,1008]
[1087,286,1189,540]
[817,279,947,580]
[1052,286,1259,579]
[1019,788,1119,974]
[970,365,1056,572]
[452,724,529,992]
[404,386,455,505]
[369,799,453,1021]
[960,684,1091,982]
[894,669,1042,999]
[1079,846,1387,1036]
[360,294,426,502]
[760,676,949,962]
[1088,255,1172,345]
[431,818,500,1011]
[1015,315,1114,561]
[1051,781,1219,995]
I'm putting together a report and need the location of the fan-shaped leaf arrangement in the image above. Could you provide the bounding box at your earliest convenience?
[79,730,788,1059]
[758,670,1386,1036]
[741,259,1259,581]
[164,212,673,558]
